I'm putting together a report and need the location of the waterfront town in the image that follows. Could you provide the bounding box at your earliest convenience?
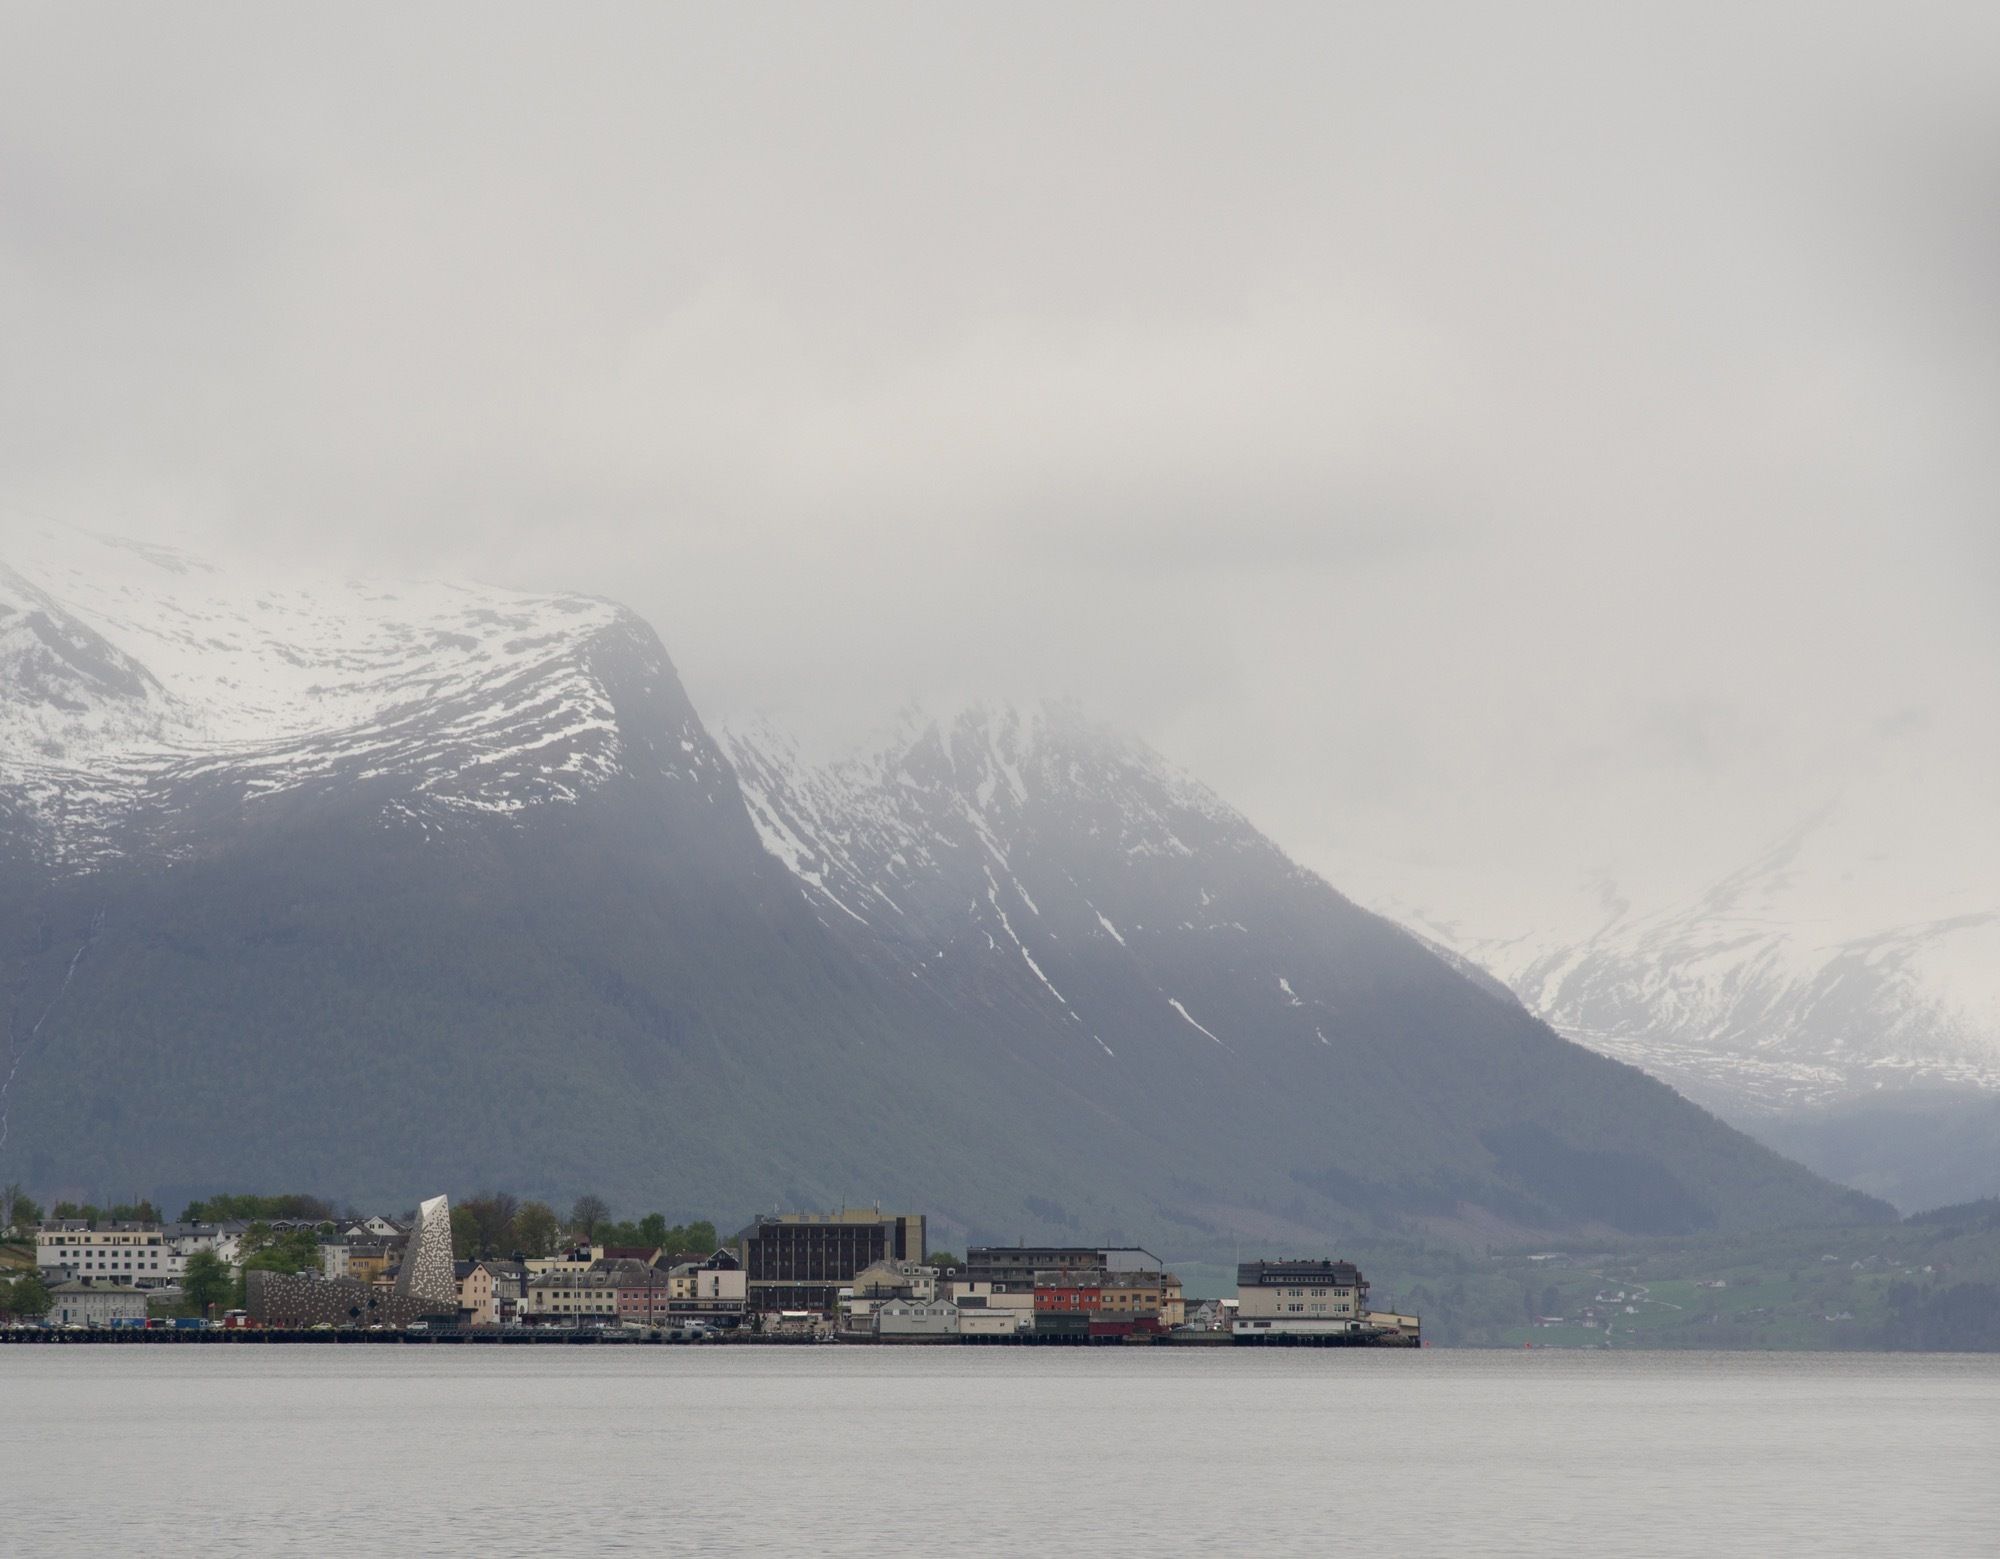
[0,1192,1419,1346]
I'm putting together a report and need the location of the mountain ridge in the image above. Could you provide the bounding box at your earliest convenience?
[0,527,1888,1247]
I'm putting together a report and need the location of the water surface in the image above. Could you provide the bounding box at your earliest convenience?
[3,1348,1993,1555]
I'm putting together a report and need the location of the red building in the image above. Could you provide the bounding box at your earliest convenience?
[1033,1268,1105,1339]
[1034,1271,1103,1313]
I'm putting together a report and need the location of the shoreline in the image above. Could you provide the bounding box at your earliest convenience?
[0,1326,1412,1349]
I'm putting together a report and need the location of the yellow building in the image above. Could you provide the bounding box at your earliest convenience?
[346,1241,400,1287]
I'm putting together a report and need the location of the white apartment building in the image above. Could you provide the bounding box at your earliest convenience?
[37,1223,181,1291]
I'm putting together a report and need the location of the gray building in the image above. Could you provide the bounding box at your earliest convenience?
[737,1209,926,1314]
[964,1245,1161,1295]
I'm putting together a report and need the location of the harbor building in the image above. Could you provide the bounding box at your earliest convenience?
[1233,1258,1370,1340]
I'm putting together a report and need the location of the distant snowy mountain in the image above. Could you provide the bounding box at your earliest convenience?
[0,524,729,867]
[1342,771,2000,1210]
[1376,805,2000,1120]
[0,528,1884,1240]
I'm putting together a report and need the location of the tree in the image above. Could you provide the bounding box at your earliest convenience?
[682,1221,719,1253]
[638,1212,669,1248]
[182,1250,233,1314]
[462,1192,520,1257]
[924,1251,962,1271]
[450,1205,480,1261]
[2,1183,42,1234]
[240,1225,321,1278]
[181,1193,334,1224]
[513,1201,560,1258]
[4,1272,52,1319]
[569,1195,609,1240]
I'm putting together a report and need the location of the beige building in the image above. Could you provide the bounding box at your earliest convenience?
[840,1258,940,1332]
[526,1267,621,1323]
[1234,1259,1369,1337]
[691,1266,745,1305]
[524,1245,604,1278]
[1365,1309,1422,1345]
[457,1260,528,1326]
[660,1256,748,1327]
[852,1259,938,1302]
[941,1276,1035,1322]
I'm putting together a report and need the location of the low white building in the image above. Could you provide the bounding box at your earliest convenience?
[954,1304,1023,1338]
[47,1280,149,1326]
[875,1298,958,1338]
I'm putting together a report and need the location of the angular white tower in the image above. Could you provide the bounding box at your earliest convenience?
[393,1194,457,1310]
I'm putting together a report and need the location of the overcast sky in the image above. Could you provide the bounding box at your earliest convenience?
[5,3,1996,933]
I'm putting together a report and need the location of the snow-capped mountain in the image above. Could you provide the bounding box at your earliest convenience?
[0,523,731,868]
[0,528,1886,1241]
[1367,793,2000,1121]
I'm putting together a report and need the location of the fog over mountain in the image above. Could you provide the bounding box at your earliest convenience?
[3,6,1997,1211]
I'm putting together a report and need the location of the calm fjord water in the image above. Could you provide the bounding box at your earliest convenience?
[4,1348,1994,1556]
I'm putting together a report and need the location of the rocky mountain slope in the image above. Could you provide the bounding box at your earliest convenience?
[721,702,1888,1241]
[0,527,1886,1247]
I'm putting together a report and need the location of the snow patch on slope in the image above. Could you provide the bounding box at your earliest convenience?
[1168,997,1225,1046]
[2,524,639,867]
